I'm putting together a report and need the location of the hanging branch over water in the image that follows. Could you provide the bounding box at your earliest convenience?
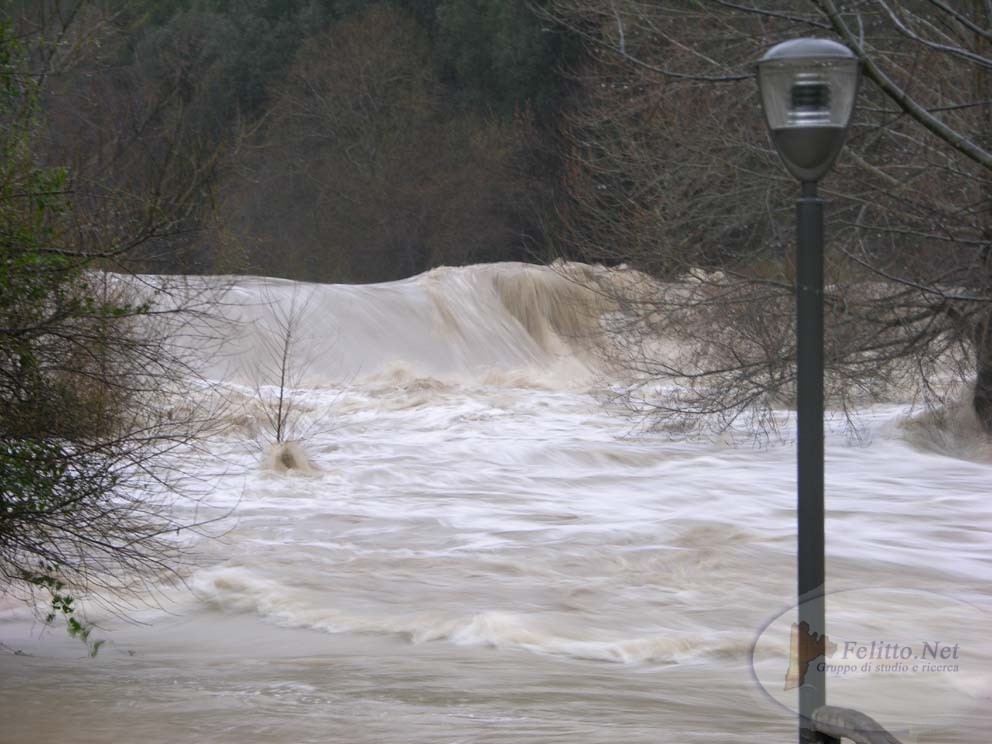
[546,0,992,434]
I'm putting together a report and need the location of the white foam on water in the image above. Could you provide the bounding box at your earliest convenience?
[1,263,990,743]
[189,563,739,666]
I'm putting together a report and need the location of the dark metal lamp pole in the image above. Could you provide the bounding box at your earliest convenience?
[756,38,861,744]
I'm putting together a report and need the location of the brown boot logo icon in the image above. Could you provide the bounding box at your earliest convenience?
[785,620,837,690]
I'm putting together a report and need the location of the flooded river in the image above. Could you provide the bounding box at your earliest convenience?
[2,265,989,743]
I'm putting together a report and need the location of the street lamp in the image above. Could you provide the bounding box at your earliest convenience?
[758,39,861,182]
[756,38,861,744]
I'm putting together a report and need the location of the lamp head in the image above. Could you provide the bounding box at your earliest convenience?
[757,38,861,183]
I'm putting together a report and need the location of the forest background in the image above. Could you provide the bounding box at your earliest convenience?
[8,0,582,283]
[5,0,992,437]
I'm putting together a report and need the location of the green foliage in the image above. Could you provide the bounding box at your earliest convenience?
[1,24,82,434]
[0,440,118,533]
[0,8,229,651]
[0,98,105,433]
[1,20,138,649]
[2,439,109,656]
[2,440,83,515]
[22,570,104,656]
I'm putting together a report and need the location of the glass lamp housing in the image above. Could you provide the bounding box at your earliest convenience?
[757,39,861,182]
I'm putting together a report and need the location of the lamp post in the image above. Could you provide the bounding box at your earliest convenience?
[756,39,861,744]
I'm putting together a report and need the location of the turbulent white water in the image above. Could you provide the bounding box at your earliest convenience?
[1,264,990,743]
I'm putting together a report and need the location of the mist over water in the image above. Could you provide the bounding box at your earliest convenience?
[2,264,990,743]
